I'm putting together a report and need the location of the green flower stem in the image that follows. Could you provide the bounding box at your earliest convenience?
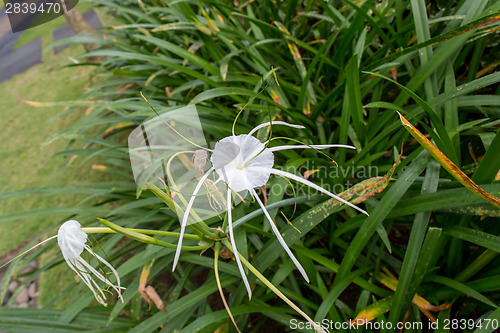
[190,222,217,240]
[82,227,200,240]
[221,197,230,233]
[97,218,211,250]
[222,239,324,333]
[147,182,217,240]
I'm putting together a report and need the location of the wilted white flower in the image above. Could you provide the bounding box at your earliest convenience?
[174,121,368,298]
[57,220,125,306]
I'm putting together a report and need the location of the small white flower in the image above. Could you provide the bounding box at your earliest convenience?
[174,121,368,298]
[57,220,125,306]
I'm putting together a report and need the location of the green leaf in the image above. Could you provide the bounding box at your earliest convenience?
[427,275,497,308]
[474,306,500,333]
[335,152,430,282]
[442,226,500,253]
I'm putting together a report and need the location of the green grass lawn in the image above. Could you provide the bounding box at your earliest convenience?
[0,46,95,257]
[0,4,110,307]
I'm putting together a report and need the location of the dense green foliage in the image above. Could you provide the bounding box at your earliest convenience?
[1,0,500,332]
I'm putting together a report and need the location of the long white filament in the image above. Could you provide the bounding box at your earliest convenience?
[67,258,107,306]
[247,121,305,137]
[173,166,215,271]
[227,188,252,299]
[77,258,111,303]
[65,251,125,307]
[251,188,310,282]
[269,168,369,216]
[84,246,125,302]
[269,144,356,152]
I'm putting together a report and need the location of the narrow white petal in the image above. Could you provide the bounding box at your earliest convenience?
[173,166,215,271]
[83,247,125,302]
[75,258,113,306]
[227,188,252,299]
[269,144,356,152]
[248,121,305,137]
[269,169,369,216]
[70,258,107,306]
[251,189,310,282]
[79,254,110,282]
[87,246,125,291]
[78,259,119,304]
[85,272,108,305]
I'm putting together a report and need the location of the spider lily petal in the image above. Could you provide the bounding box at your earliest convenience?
[57,220,125,306]
[269,168,369,216]
[247,121,305,137]
[269,144,356,152]
[251,188,309,282]
[173,166,215,271]
[227,188,253,299]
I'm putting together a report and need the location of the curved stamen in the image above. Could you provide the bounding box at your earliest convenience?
[269,168,369,216]
[77,258,117,302]
[69,258,107,306]
[173,166,215,271]
[85,246,126,302]
[248,121,305,137]
[78,256,123,301]
[251,188,309,282]
[227,188,252,299]
[269,144,356,152]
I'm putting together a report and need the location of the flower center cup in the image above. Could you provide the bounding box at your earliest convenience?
[57,220,88,260]
[210,134,274,193]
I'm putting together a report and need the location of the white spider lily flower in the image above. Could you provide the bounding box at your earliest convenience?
[174,120,368,299]
[57,220,125,306]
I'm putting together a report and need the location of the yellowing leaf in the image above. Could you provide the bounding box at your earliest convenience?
[304,169,320,180]
[139,260,155,310]
[352,296,393,325]
[375,268,452,323]
[398,112,500,209]
[139,260,167,313]
[103,122,134,136]
[91,164,107,171]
